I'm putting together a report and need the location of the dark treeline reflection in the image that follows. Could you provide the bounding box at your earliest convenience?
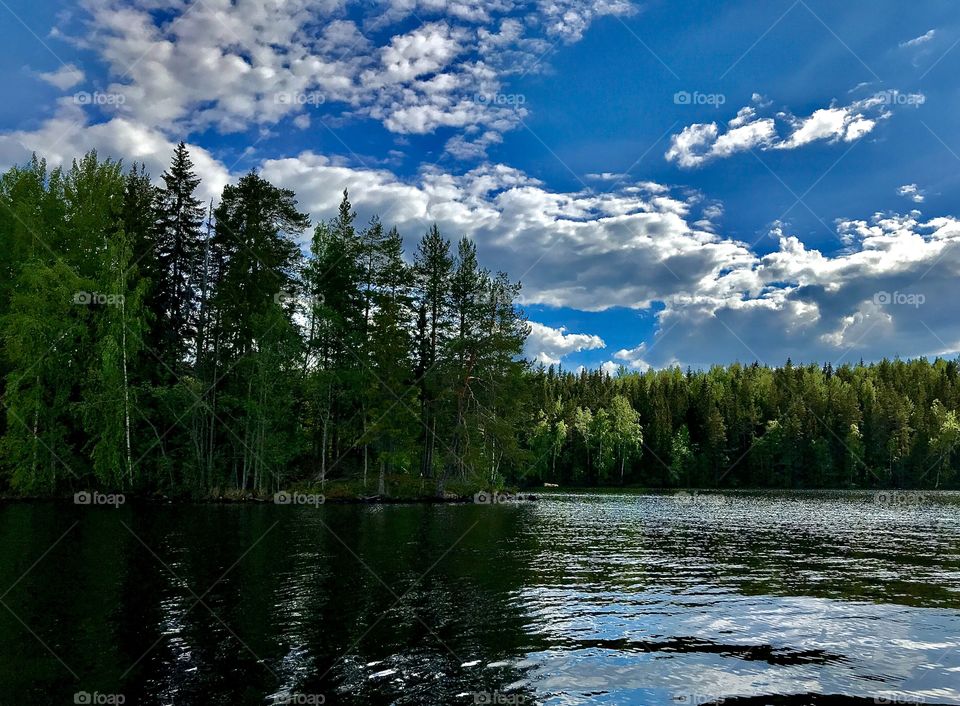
[2,146,960,495]
[0,503,541,704]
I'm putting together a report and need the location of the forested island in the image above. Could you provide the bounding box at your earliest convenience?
[1,146,958,499]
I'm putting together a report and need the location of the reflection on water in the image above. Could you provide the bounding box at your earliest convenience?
[1,491,959,704]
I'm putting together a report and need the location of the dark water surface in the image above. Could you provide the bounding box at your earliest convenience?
[2,491,960,705]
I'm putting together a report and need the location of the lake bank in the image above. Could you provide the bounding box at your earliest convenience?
[0,480,539,505]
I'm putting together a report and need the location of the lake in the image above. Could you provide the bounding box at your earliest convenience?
[1,491,959,705]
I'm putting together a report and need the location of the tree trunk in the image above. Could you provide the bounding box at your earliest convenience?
[121,297,133,485]
[319,382,330,489]
[31,375,40,478]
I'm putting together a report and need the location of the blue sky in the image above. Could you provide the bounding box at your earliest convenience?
[2,0,959,372]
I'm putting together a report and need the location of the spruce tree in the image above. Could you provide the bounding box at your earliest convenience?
[154,142,204,371]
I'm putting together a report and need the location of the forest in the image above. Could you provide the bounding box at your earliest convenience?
[1,146,958,497]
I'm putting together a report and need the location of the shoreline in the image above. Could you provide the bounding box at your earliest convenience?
[0,490,541,505]
[3,486,954,505]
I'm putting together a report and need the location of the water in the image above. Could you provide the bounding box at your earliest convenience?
[1,491,959,705]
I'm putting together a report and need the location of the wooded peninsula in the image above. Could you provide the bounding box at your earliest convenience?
[1,146,958,499]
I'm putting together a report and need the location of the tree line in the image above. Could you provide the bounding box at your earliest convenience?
[528,359,960,489]
[1,146,958,497]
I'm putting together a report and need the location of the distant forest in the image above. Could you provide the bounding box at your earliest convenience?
[1,146,958,497]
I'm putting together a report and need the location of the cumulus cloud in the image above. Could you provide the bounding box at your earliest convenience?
[251,149,960,367]
[665,116,777,168]
[255,152,756,312]
[600,360,622,376]
[611,343,651,371]
[44,0,633,158]
[665,91,918,168]
[897,184,926,203]
[627,213,960,368]
[0,101,230,203]
[776,102,880,149]
[525,322,606,365]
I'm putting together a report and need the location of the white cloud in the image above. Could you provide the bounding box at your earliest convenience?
[665,115,776,168]
[897,184,925,203]
[586,172,629,181]
[600,360,622,376]
[665,123,719,169]
[711,118,777,158]
[369,22,467,85]
[777,99,885,149]
[525,322,606,365]
[666,91,914,168]
[778,107,853,148]
[900,29,936,48]
[251,151,752,312]
[843,118,876,142]
[0,102,230,203]
[53,0,633,158]
[444,130,503,160]
[37,64,85,90]
[612,343,651,371]
[630,214,960,367]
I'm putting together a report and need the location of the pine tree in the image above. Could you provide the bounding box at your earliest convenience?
[209,172,310,488]
[154,142,205,371]
[302,191,364,484]
[413,225,453,484]
[364,226,418,494]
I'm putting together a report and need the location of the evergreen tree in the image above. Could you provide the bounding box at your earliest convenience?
[412,224,453,482]
[209,172,310,488]
[154,143,205,371]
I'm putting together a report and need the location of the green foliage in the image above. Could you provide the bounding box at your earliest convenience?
[525,359,960,489]
[3,148,960,496]
[0,150,529,497]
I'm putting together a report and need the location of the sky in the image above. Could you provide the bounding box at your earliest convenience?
[2,0,959,373]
